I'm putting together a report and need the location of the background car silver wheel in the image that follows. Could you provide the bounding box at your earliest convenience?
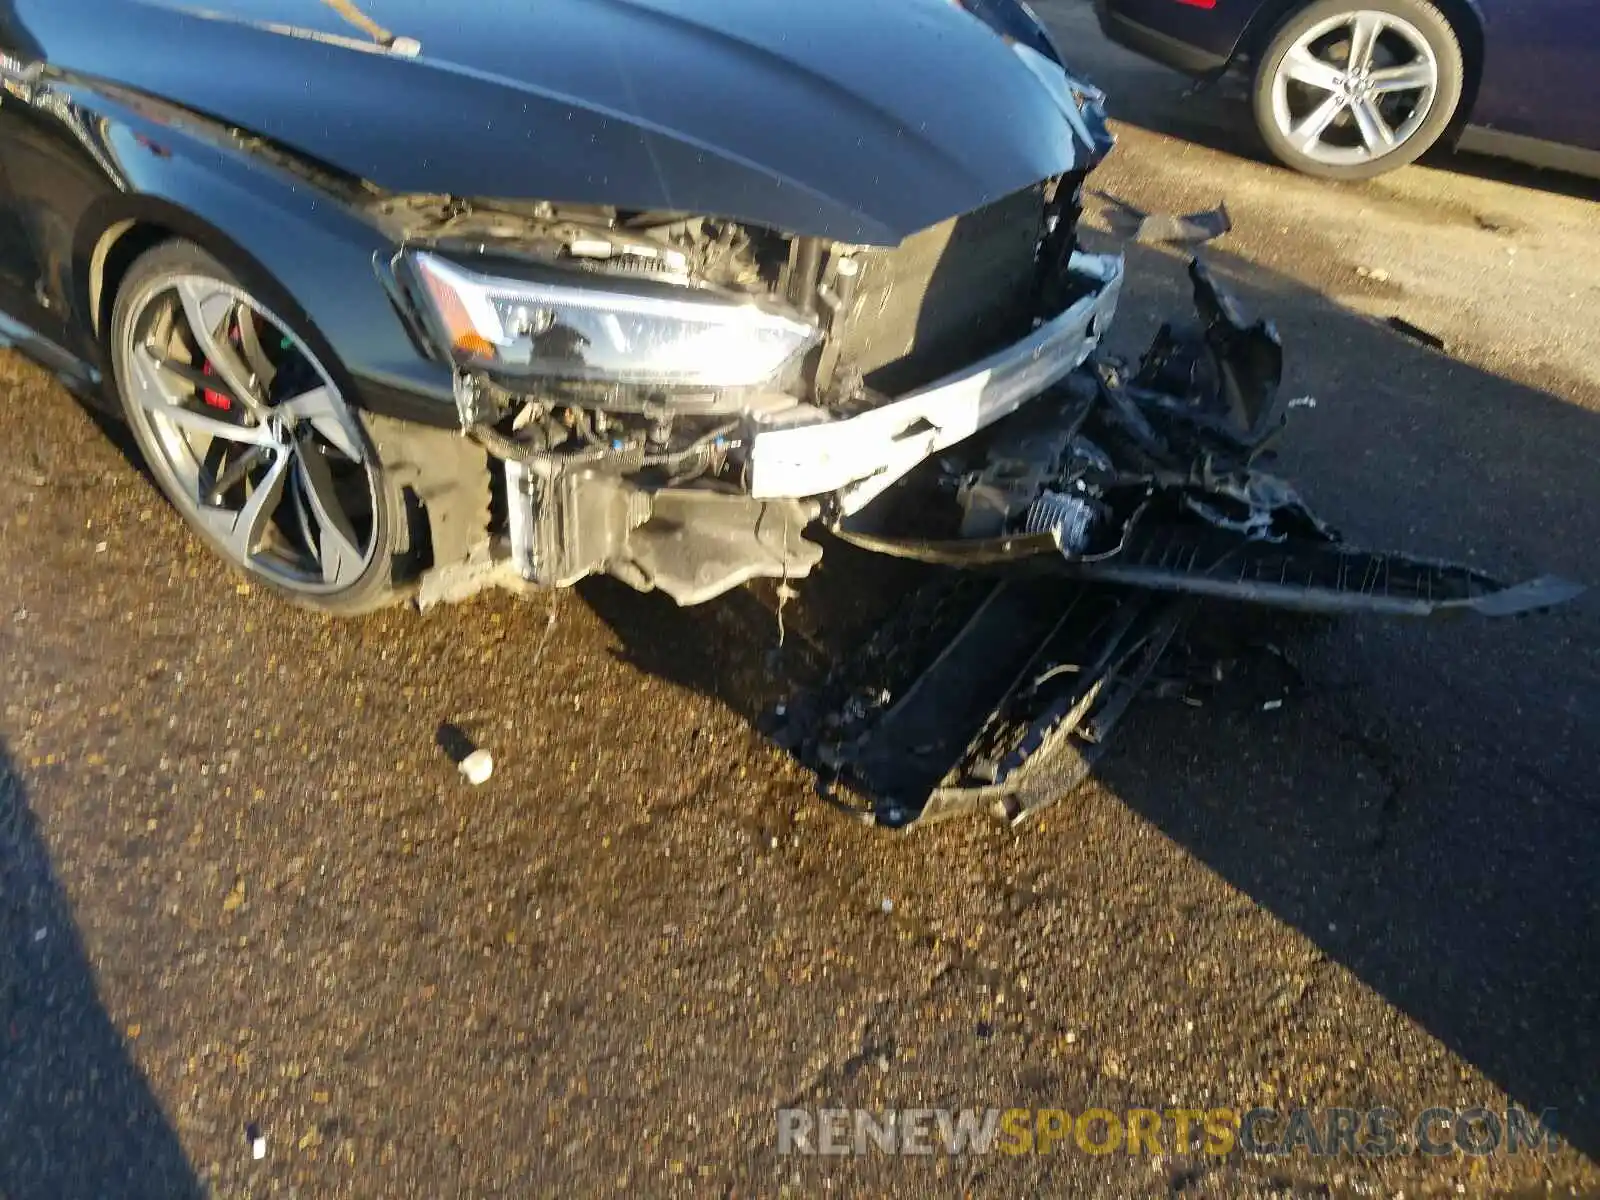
[1252,0,1465,180]
[111,241,405,613]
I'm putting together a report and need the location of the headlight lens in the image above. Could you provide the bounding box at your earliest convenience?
[407,251,819,388]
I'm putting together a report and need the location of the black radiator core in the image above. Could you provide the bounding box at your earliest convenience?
[834,182,1050,398]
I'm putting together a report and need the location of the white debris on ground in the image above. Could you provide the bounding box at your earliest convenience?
[459,749,494,786]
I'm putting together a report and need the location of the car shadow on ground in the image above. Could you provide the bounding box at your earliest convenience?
[585,238,1599,1162]
[0,742,203,1198]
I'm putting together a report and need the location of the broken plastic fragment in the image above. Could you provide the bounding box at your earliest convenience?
[1386,316,1446,352]
[459,749,494,786]
[1097,191,1231,245]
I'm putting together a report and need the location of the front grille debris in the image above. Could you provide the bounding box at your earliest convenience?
[775,259,1582,830]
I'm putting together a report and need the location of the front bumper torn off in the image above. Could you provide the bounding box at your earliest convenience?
[772,259,1584,830]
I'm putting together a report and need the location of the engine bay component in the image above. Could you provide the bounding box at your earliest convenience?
[624,490,824,607]
[501,458,823,604]
[1024,490,1102,555]
[504,462,652,590]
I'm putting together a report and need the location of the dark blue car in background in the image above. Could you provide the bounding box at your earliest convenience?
[1095,0,1600,178]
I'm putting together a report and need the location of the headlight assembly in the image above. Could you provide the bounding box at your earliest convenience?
[405,251,820,389]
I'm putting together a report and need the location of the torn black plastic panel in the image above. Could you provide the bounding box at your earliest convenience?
[787,259,1583,830]
[838,259,1578,621]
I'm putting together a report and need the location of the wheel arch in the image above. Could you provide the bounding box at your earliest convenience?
[1235,0,1484,143]
[77,197,345,375]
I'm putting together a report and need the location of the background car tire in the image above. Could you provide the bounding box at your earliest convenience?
[1252,0,1465,180]
[110,240,411,616]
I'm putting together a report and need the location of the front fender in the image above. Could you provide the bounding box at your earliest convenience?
[41,78,454,419]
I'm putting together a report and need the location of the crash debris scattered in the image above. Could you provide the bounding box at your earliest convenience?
[1386,316,1447,352]
[1097,191,1233,245]
[459,749,495,787]
[771,261,1582,831]
[436,722,494,785]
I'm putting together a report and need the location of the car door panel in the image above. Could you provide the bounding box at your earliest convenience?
[1473,0,1600,152]
[0,31,52,337]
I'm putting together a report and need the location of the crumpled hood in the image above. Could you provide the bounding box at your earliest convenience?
[23,0,1111,243]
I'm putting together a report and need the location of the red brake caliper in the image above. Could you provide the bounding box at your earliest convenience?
[200,315,237,411]
[200,361,232,411]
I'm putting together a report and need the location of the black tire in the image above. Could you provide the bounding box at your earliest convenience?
[109,239,410,616]
[1251,0,1465,180]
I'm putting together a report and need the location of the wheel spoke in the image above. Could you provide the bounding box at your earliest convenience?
[236,310,278,394]
[206,443,273,506]
[1368,61,1434,94]
[289,466,320,570]
[196,446,290,563]
[131,348,277,447]
[174,280,266,415]
[292,437,365,587]
[1289,93,1348,154]
[278,384,363,461]
[1351,96,1397,152]
[1281,45,1344,92]
[1345,11,1385,72]
[144,351,274,427]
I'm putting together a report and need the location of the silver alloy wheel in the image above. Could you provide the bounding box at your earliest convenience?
[1269,10,1439,168]
[118,273,380,594]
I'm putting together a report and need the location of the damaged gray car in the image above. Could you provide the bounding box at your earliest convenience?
[0,0,1580,822]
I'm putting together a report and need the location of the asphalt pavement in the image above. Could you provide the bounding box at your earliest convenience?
[1,5,1597,1195]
